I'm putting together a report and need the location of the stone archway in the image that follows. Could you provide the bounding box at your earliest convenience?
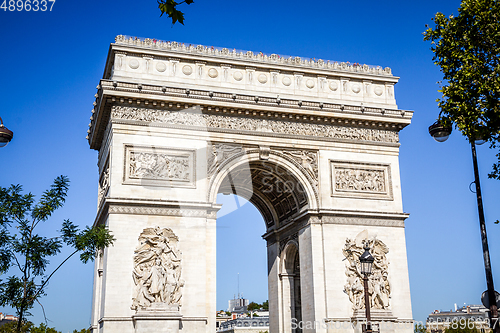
[87,36,414,333]
[209,150,316,333]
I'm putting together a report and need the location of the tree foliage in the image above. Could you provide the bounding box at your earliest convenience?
[247,301,261,312]
[158,0,194,25]
[414,323,426,333]
[423,0,500,178]
[444,323,480,333]
[0,176,115,332]
[0,321,32,333]
[71,329,90,333]
[0,321,60,333]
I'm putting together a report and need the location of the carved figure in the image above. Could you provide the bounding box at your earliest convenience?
[131,227,183,311]
[282,150,318,181]
[207,144,244,176]
[97,167,110,203]
[342,231,390,311]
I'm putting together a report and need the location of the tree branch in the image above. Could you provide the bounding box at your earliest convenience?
[30,249,78,302]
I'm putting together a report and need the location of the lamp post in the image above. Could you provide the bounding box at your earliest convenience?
[429,121,499,332]
[0,116,14,148]
[360,244,375,333]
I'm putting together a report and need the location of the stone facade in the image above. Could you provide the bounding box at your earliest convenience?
[88,36,414,333]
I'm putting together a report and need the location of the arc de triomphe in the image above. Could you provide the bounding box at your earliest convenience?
[87,36,413,333]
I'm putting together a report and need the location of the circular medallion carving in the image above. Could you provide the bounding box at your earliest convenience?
[282,76,292,86]
[352,84,361,93]
[374,86,383,96]
[233,71,243,81]
[129,59,140,69]
[208,68,218,78]
[258,74,268,84]
[306,79,315,89]
[329,81,338,91]
[182,65,193,76]
[155,62,166,72]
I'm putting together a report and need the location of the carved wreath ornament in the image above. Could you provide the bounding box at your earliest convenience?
[131,227,184,311]
[343,231,390,311]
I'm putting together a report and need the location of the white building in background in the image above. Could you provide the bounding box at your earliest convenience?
[228,297,249,313]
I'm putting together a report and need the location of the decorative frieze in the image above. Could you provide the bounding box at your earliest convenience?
[321,216,404,228]
[343,231,390,311]
[111,106,399,144]
[331,161,393,200]
[124,145,195,188]
[132,227,184,311]
[108,205,208,217]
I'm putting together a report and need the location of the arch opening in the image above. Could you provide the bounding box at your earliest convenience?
[212,154,313,333]
[215,159,310,231]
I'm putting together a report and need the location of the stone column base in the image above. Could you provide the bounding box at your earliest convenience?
[132,305,183,333]
[351,309,397,333]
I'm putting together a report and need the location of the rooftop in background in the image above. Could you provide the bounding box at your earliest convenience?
[426,304,491,333]
[217,317,269,332]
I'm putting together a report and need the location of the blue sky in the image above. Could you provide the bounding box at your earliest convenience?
[1,0,499,331]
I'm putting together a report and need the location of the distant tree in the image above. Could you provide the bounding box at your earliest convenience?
[0,321,61,333]
[225,311,231,316]
[72,329,90,333]
[247,302,261,312]
[414,323,426,333]
[0,176,115,333]
[0,321,32,333]
[262,300,269,311]
[30,323,61,333]
[158,0,194,25]
[423,0,500,179]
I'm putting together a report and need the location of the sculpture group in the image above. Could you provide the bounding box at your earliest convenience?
[343,232,391,311]
[131,227,184,311]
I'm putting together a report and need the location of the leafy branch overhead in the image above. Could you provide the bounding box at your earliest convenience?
[423,0,500,179]
[0,176,114,333]
[158,0,194,25]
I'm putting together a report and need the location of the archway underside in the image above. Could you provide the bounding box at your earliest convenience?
[217,161,308,230]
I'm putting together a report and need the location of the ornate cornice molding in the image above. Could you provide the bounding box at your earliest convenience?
[321,215,405,228]
[94,198,220,227]
[88,80,412,149]
[113,35,394,77]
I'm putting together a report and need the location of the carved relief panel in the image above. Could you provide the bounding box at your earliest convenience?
[330,161,393,200]
[132,227,184,311]
[124,145,195,188]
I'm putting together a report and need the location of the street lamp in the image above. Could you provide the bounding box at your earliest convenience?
[429,121,499,332]
[360,244,374,333]
[0,116,14,148]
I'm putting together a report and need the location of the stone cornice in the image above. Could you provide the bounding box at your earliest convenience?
[93,197,221,227]
[108,35,396,80]
[87,80,412,150]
